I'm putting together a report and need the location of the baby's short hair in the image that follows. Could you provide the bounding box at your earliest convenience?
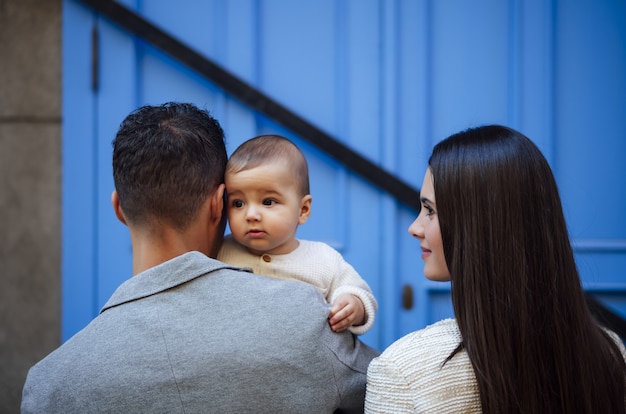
[227,134,310,196]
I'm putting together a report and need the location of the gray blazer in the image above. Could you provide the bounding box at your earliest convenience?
[22,252,379,413]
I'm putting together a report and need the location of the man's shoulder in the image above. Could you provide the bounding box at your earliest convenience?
[21,324,102,412]
[236,269,329,306]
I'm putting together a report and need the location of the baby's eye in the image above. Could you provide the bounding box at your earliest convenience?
[262,199,276,206]
[231,200,244,208]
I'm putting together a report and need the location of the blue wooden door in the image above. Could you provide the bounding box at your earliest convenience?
[63,0,626,351]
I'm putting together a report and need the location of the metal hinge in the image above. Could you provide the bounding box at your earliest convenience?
[91,23,99,92]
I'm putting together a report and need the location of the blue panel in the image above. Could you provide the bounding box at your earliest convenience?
[392,1,434,347]
[378,0,404,344]
[397,0,431,188]
[553,0,626,319]
[555,0,626,240]
[221,0,262,146]
[140,46,225,110]
[427,289,454,325]
[62,0,98,341]
[94,13,140,310]
[345,0,381,163]
[518,0,555,161]
[430,0,510,138]
[260,0,337,134]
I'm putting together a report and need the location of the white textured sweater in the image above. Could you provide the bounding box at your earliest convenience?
[217,235,377,335]
[365,319,480,413]
[366,318,626,413]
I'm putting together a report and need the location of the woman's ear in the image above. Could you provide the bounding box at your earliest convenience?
[111,190,127,225]
[298,194,313,225]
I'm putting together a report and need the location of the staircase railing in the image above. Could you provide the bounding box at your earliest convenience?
[78,0,420,211]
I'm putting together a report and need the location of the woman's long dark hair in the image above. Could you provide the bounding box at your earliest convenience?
[430,125,625,413]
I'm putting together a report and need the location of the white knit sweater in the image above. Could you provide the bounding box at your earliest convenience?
[217,235,377,335]
[366,318,626,413]
[365,319,480,413]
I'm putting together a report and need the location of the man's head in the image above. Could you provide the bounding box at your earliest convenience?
[112,102,227,231]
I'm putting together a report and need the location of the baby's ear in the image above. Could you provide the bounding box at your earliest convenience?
[298,194,313,225]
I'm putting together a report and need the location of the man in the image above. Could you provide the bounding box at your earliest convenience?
[22,102,378,413]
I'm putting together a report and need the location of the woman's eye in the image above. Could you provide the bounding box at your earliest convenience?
[423,205,435,217]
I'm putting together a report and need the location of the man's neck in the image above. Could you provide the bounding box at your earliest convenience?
[129,225,213,275]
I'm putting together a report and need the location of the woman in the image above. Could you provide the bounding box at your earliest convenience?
[365,125,626,413]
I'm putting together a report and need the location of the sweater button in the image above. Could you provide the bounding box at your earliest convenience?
[262,254,271,263]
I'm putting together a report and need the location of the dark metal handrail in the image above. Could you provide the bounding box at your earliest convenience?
[76,0,626,340]
[78,0,421,211]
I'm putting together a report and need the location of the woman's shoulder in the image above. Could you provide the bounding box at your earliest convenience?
[372,318,465,378]
[381,318,462,360]
[368,319,481,412]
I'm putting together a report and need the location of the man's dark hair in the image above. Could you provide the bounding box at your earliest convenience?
[112,102,227,230]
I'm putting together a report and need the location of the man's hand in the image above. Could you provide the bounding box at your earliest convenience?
[328,293,366,332]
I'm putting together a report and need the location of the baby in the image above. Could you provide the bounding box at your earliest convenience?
[217,134,377,334]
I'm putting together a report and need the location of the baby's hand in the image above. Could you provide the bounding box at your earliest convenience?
[328,293,365,332]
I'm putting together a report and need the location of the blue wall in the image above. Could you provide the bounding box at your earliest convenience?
[63,0,626,351]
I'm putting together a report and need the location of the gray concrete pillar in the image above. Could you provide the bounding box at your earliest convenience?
[0,0,62,412]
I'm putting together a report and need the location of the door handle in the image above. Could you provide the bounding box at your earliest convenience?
[402,284,414,310]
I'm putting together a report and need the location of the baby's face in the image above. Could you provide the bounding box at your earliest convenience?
[224,161,311,256]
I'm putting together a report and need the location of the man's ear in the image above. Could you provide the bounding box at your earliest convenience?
[298,194,313,225]
[111,190,127,225]
[210,183,226,227]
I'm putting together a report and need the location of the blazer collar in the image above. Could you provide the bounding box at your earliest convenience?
[100,251,248,313]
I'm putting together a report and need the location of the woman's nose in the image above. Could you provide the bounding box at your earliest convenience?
[408,216,423,239]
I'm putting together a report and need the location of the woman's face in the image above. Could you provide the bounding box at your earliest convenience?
[408,168,451,281]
